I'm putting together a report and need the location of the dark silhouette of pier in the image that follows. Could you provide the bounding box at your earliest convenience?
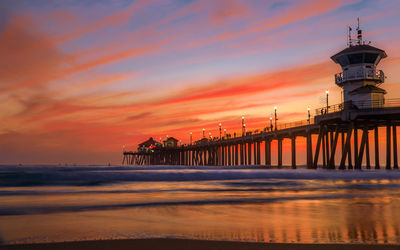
[123,99,400,169]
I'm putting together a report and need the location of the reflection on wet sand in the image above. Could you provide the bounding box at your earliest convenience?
[1,166,400,244]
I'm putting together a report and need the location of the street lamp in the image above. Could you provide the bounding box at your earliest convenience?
[219,123,222,140]
[307,107,311,124]
[241,116,245,136]
[190,132,192,145]
[224,128,227,138]
[243,123,246,135]
[209,132,212,139]
[270,116,273,131]
[326,90,329,113]
[202,128,205,138]
[274,106,278,131]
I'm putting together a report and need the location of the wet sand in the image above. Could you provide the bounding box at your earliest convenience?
[1,239,399,250]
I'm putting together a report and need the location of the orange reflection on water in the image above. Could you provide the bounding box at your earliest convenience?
[1,180,400,244]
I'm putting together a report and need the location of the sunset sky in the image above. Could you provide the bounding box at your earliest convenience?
[1,0,400,164]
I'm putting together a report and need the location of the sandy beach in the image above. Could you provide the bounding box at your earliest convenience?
[1,239,400,250]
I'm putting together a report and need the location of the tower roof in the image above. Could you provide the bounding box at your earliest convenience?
[348,85,387,95]
[331,44,387,63]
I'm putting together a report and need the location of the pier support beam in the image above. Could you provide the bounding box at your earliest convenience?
[221,145,225,166]
[354,127,359,168]
[393,125,398,169]
[366,129,371,169]
[325,128,330,168]
[265,139,271,167]
[387,124,391,169]
[248,142,252,165]
[253,142,257,165]
[291,136,296,169]
[356,127,368,169]
[244,143,247,165]
[278,139,283,167]
[322,129,326,168]
[306,132,313,169]
[228,144,232,166]
[313,126,323,169]
[375,127,380,169]
[235,144,238,165]
[340,126,353,170]
[240,143,244,165]
[328,126,339,169]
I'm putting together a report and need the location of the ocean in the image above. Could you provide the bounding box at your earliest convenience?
[0,165,400,244]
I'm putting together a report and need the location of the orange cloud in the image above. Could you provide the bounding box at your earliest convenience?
[155,61,335,106]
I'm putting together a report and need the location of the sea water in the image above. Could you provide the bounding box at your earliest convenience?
[0,165,400,244]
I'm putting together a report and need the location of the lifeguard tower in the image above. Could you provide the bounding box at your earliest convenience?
[331,19,386,109]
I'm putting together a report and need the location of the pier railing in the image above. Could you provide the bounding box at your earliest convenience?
[315,98,400,115]
[221,118,314,140]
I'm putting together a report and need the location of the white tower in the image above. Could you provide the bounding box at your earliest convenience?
[331,19,387,109]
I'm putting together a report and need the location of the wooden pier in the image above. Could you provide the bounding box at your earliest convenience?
[123,100,400,169]
[123,24,400,170]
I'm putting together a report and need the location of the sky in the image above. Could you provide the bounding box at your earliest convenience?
[1,0,400,165]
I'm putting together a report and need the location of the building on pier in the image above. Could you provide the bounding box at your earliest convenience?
[137,137,161,152]
[331,21,387,109]
[163,137,179,148]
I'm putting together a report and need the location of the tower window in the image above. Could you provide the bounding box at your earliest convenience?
[348,53,363,64]
[364,53,378,64]
[336,55,349,67]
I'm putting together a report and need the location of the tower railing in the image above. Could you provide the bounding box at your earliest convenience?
[335,69,384,85]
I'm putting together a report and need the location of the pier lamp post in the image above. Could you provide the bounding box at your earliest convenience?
[203,128,205,138]
[307,107,311,124]
[190,132,192,145]
[224,128,227,138]
[326,90,329,113]
[243,124,246,135]
[270,116,273,131]
[209,132,212,140]
[219,123,222,140]
[241,116,245,136]
[274,106,278,131]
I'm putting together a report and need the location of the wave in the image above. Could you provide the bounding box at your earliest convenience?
[0,193,372,216]
[1,165,400,187]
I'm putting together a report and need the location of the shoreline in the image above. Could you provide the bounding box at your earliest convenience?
[1,239,399,250]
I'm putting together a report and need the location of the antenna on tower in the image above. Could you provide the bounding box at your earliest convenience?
[356,17,362,45]
[348,26,353,47]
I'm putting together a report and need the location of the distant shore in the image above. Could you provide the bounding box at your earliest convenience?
[1,239,399,250]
